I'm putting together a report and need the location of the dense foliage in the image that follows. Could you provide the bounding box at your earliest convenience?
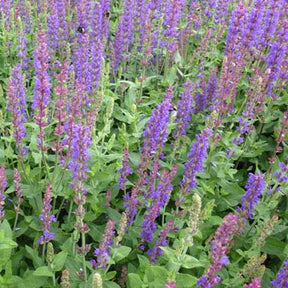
[0,0,288,287]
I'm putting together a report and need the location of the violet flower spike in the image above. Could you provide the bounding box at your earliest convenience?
[165,280,177,288]
[91,220,116,270]
[0,166,7,222]
[180,128,212,198]
[272,158,288,193]
[74,32,92,93]
[111,0,135,73]
[244,278,261,288]
[270,260,288,288]
[7,63,27,155]
[32,28,51,151]
[238,172,266,219]
[173,80,195,140]
[142,86,173,159]
[67,123,91,185]
[14,168,23,214]
[140,203,159,243]
[123,187,139,225]
[197,214,240,288]
[47,1,60,49]
[118,147,132,191]
[147,219,174,263]
[39,183,56,244]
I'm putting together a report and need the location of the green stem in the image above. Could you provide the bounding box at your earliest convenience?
[56,197,66,221]
[42,243,46,263]
[13,211,19,234]
[19,153,31,184]
[81,231,88,284]
[67,200,73,224]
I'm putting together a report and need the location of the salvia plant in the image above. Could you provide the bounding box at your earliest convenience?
[0,0,288,288]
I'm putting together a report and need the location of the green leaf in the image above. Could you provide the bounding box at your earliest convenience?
[0,220,17,270]
[0,219,13,239]
[145,266,168,283]
[107,207,122,221]
[103,281,121,288]
[160,246,177,259]
[25,245,43,268]
[262,237,287,259]
[33,266,54,277]
[181,255,204,269]
[127,273,144,288]
[103,271,117,281]
[138,255,150,271]
[52,251,68,272]
[111,246,131,262]
[32,151,42,164]
[176,273,197,288]
[0,238,17,250]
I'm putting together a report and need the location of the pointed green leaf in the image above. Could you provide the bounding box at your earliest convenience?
[33,266,54,277]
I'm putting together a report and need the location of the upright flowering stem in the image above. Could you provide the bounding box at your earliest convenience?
[52,62,68,175]
[111,0,136,73]
[0,167,7,223]
[140,165,177,248]
[136,86,173,194]
[269,111,288,168]
[74,32,91,92]
[118,147,132,193]
[39,183,56,261]
[165,280,177,288]
[147,219,174,263]
[173,80,195,141]
[162,0,186,62]
[270,260,288,287]
[197,214,241,288]
[123,186,139,225]
[90,220,115,270]
[244,278,261,288]
[238,172,266,219]
[7,63,27,157]
[92,272,103,288]
[115,212,128,246]
[47,0,60,50]
[67,123,91,282]
[32,27,51,156]
[177,128,212,207]
[13,168,23,232]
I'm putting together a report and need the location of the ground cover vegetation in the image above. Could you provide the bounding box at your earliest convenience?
[0,0,288,287]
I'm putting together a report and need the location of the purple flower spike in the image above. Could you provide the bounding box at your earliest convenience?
[179,128,212,199]
[67,123,91,186]
[39,183,56,244]
[244,278,261,288]
[173,80,195,140]
[141,203,159,243]
[270,260,288,288]
[197,214,240,288]
[118,147,132,191]
[111,0,136,73]
[165,280,177,288]
[142,86,173,159]
[238,172,266,219]
[47,1,60,49]
[0,167,7,222]
[91,220,116,270]
[32,27,51,151]
[7,63,27,155]
[14,168,23,215]
[147,219,174,263]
